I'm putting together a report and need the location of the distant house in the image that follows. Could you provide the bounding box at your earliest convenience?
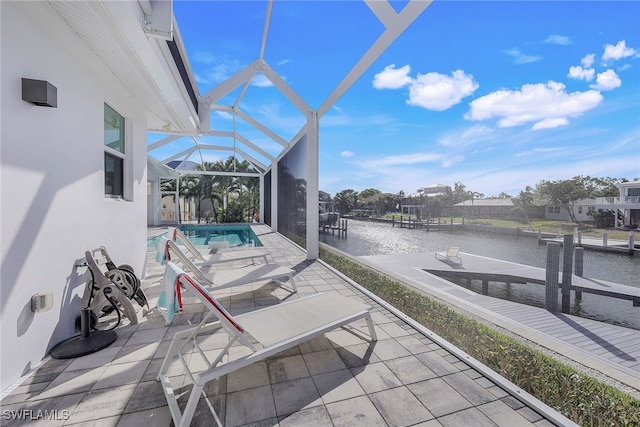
[596,180,640,228]
[412,183,448,197]
[454,198,515,219]
[319,191,335,213]
[544,199,596,222]
[401,184,449,216]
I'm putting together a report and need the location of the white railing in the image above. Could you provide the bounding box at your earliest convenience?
[596,196,640,205]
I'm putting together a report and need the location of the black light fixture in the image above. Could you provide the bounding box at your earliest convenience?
[22,78,57,108]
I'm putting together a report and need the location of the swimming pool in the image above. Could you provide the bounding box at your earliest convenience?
[178,224,262,248]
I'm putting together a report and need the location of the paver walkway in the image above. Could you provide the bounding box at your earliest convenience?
[1,225,573,426]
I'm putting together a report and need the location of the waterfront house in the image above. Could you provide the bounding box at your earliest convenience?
[453,198,545,221]
[596,180,640,229]
[400,183,449,216]
[544,198,597,222]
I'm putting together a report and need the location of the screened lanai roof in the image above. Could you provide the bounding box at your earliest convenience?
[145,0,433,175]
[44,0,432,176]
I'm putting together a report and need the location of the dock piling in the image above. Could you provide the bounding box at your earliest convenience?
[574,247,584,301]
[545,242,561,312]
[561,234,574,313]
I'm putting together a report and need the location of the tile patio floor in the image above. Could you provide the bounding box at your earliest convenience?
[0,225,571,426]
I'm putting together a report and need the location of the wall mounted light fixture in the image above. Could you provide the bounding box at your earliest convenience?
[31,292,54,313]
[22,78,57,108]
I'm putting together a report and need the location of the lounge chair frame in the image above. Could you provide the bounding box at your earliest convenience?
[435,247,462,265]
[157,265,377,426]
[164,238,297,293]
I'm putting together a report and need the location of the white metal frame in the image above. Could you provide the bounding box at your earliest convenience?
[147,0,433,258]
[157,263,376,426]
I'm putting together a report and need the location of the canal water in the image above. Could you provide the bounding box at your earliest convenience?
[320,219,640,329]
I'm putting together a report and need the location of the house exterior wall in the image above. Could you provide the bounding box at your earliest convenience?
[544,199,596,221]
[1,1,148,391]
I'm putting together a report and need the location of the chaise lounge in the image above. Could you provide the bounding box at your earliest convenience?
[435,247,462,265]
[160,237,297,293]
[156,261,377,426]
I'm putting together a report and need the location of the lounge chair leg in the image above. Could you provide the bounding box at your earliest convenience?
[289,275,297,293]
[179,381,204,427]
[365,314,377,341]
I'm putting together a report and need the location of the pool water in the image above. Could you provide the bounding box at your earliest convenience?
[179,224,262,248]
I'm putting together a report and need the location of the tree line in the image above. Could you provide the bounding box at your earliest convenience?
[325,176,635,225]
[162,168,634,226]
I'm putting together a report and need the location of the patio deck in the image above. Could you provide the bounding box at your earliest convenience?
[1,225,573,426]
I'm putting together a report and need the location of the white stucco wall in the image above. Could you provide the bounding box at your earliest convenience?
[544,199,596,221]
[1,2,148,391]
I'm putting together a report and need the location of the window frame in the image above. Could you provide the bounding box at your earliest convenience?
[103,102,131,200]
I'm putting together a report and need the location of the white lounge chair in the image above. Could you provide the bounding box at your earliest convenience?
[435,247,462,265]
[162,238,297,293]
[168,227,269,265]
[157,262,377,426]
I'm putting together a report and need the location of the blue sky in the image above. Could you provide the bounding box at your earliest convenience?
[163,1,640,198]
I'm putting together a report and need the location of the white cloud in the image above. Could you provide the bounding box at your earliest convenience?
[192,53,243,84]
[602,40,637,61]
[214,111,233,120]
[441,155,465,168]
[568,65,595,81]
[372,64,412,89]
[437,125,495,148]
[532,117,570,130]
[465,81,603,130]
[252,74,274,87]
[515,147,568,157]
[581,53,595,68]
[503,48,542,64]
[359,153,443,168]
[407,70,479,111]
[341,151,354,158]
[545,34,572,45]
[590,69,622,91]
[373,66,477,111]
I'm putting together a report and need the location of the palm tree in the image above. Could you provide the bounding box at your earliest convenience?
[210,157,240,222]
[194,163,220,223]
[234,159,259,222]
[179,175,200,222]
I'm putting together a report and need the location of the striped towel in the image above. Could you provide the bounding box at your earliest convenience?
[157,261,183,325]
[155,236,169,264]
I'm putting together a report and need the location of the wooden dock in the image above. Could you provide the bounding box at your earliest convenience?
[391,215,464,231]
[540,234,638,255]
[421,257,640,307]
[356,251,640,390]
[320,219,347,237]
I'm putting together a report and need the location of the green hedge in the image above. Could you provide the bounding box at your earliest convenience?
[319,247,640,426]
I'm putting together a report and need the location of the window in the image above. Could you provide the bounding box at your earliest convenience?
[554,206,560,213]
[578,206,583,214]
[548,206,554,213]
[104,103,125,197]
